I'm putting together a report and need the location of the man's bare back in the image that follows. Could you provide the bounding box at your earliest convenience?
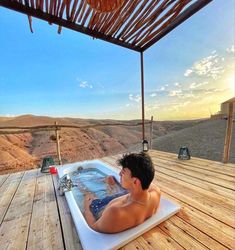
[83,153,161,233]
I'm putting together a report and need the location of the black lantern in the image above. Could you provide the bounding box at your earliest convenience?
[41,156,55,173]
[142,139,149,152]
[178,146,190,160]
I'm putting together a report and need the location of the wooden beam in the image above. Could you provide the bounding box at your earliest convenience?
[55,122,62,165]
[140,51,145,141]
[142,0,213,51]
[149,115,153,149]
[0,0,141,52]
[223,103,234,163]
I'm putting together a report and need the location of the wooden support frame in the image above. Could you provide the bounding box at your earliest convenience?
[140,51,145,141]
[0,0,141,52]
[223,102,234,163]
[55,122,62,165]
[142,0,213,51]
[0,0,213,52]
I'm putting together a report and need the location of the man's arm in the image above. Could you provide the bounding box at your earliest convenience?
[83,193,96,226]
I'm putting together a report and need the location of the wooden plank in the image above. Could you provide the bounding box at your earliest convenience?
[156,176,235,228]
[120,235,156,250]
[27,172,64,250]
[151,150,235,172]
[156,167,235,209]
[154,154,235,182]
[0,171,24,224]
[52,174,82,250]
[151,150,235,180]
[159,219,208,250]
[150,151,235,177]
[0,174,10,187]
[161,192,235,249]
[169,216,230,250]
[157,160,235,189]
[0,169,37,249]
[142,226,184,250]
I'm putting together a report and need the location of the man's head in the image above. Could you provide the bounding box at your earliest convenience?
[117,152,155,190]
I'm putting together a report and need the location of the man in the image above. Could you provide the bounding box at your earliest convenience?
[83,152,161,233]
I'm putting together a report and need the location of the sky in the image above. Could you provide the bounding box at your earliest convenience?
[0,0,234,121]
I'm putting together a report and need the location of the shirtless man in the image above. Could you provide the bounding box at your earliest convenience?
[83,152,161,233]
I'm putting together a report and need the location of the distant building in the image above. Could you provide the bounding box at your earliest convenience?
[211,97,235,120]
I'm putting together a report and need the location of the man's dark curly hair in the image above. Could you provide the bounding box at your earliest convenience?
[117,152,155,190]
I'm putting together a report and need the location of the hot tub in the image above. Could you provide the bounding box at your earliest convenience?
[57,160,180,250]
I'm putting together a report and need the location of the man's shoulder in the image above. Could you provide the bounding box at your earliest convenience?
[103,203,130,220]
[105,204,125,214]
[149,184,161,195]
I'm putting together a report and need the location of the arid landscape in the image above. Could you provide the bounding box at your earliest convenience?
[0,115,234,174]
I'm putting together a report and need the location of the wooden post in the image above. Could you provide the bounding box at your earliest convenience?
[55,122,62,165]
[149,116,153,149]
[140,51,145,141]
[223,103,234,163]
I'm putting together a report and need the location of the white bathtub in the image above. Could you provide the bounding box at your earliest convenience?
[57,160,180,250]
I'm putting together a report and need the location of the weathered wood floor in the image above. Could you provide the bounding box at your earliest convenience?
[0,150,234,249]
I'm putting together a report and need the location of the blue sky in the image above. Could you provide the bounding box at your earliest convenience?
[0,0,234,120]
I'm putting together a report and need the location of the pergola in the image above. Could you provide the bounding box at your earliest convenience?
[0,0,213,142]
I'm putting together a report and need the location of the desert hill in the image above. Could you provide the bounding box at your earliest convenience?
[0,115,146,173]
[152,119,235,163]
[0,115,233,174]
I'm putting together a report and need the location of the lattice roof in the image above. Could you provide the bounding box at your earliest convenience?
[0,0,212,52]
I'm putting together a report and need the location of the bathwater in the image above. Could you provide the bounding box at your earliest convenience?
[69,167,125,215]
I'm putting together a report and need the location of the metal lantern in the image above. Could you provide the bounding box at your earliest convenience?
[41,156,55,173]
[178,146,191,160]
[142,139,149,152]
[86,0,125,13]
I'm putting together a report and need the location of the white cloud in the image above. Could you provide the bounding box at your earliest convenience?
[129,94,141,103]
[150,93,157,97]
[168,90,182,97]
[184,69,193,77]
[184,52,224,80]
[183,93,199,99]
[168,88,200,99]
[208,88,227,93]
[146,104,160,111]
[79,81,93,88]
[226,45,235,54]
[170,101,191,111]
[189,81,208,89]
[174,82,181,87]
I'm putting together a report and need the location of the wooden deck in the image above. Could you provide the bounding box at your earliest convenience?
[0,150,234,250]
